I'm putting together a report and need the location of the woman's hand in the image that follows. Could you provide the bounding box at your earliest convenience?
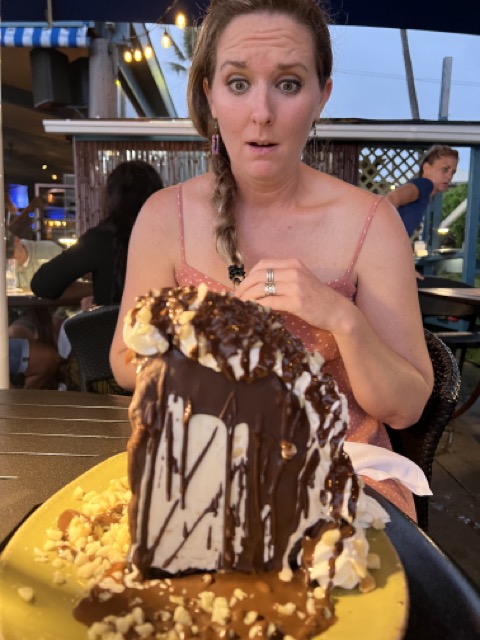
[235,258,352,334]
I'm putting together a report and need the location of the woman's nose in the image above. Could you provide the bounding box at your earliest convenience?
[251,86,274,125]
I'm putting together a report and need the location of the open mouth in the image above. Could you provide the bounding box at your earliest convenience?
[249,141,276,147]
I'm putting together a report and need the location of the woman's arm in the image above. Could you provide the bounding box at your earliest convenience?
[236,199,433,429]
[110,187,179,390]
[385,182,420,209]
[30,229,106,299]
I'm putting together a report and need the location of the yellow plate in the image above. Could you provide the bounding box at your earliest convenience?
[0,453,408,640]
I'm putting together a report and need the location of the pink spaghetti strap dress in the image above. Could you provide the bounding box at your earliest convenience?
[175,184,416,520]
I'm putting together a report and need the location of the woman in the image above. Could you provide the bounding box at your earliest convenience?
[386,145,459,238]
[31,160,164,307]
[111,0,433,519]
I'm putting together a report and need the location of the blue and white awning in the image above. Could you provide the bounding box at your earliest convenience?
[0,25,90,48]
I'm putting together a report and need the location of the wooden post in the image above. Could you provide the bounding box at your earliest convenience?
[88,38,118,119]
[439,57,453,121]
[462,146,480,285]
[400,29,420,120]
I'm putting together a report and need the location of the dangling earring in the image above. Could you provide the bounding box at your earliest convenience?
[312,120,318,159]
[212,119,220,155]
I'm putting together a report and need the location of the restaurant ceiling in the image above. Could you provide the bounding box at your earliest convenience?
[1,0,479,36]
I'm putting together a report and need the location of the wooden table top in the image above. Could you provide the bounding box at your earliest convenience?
[0,390,130,543]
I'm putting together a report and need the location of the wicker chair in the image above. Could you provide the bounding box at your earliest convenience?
[63,305,126,394]
[386,329,460,531]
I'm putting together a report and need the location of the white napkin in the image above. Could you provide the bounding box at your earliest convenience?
[344,442,432,496]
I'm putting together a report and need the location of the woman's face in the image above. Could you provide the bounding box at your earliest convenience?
[422,155,458,194]
[204,12,331,186]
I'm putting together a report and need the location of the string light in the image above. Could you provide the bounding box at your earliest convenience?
[161,30,171,48]
[123,44,155,63]
[175,12,186,29]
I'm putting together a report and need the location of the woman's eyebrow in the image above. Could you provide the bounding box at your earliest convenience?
[220,60,247,71]
[219,61,308,72]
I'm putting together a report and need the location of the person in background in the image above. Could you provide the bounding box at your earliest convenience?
[386,145,459,239]
[9,337,60,389]
[111,0,433,521]
[6,232,63,341]
[6,233,62,291]
[31,160,164,308]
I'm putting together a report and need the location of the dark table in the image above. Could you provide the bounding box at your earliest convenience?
[0,389,479,639]
[0,389,130,542]
[418,287,480,417]
[8,290,84,345]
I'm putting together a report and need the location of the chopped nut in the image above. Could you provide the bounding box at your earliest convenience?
[275,602,296,616]
[198,590,215,613]
[17,586,35,603]
[211,596,231,625]
[173,605,192,626]
[233,587,247,600]
[243,611,258,625]
[359,571,376,594]
[135,622,155,638]
[52,571,66,585]
[367,553,381,570]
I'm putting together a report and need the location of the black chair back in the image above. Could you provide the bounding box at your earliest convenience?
[386,329,460,531]
[63,305,121,393]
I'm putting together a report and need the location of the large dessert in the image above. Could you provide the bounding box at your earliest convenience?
[115,285,388,638]
[29,285,390,640]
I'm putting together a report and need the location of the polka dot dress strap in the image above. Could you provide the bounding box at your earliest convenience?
[344,196,383,278]
[177,183,186,264]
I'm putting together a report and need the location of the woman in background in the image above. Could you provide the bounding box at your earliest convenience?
[386,145,459,238]
[31,160,164,307]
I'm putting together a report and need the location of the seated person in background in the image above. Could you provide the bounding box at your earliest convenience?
[386,145,458,238]
[31,160,164,308]
[9,337,60,389]
[6,233,63,290]
[7,233,63,341]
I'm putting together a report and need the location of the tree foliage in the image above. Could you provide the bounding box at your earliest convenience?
[168,27,199,75]
[441,183,469,248]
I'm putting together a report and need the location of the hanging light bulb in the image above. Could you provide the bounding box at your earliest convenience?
[123,49,133,63]
[144,45,153,60]
[175,12,187,29]
[133,48,142,62]
[161,30,171,48]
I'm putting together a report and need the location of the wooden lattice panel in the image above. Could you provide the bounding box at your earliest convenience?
[358,146,427,195]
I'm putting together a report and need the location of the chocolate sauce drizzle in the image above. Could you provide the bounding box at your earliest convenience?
[123,287,361,637]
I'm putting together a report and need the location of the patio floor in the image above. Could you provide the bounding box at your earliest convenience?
[428,361,480,590]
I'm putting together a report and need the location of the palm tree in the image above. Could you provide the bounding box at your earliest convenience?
[168,27,199,75]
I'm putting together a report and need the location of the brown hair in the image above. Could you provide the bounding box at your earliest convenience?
[187,0,332,272]
[420,145,459,176]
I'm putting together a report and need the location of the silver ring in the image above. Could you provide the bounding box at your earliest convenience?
[266,268,275,284]
[264,282,277,296]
